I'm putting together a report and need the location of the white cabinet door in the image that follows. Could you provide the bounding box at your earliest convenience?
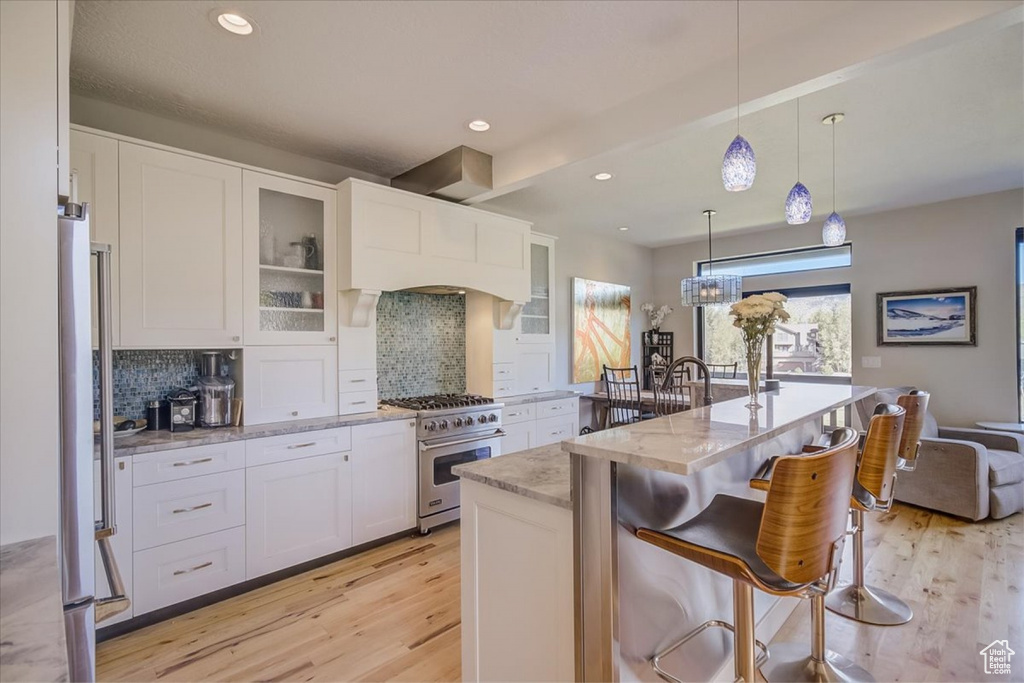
[534,415,578,447]
[93,456,133,626]
[351,419,417,545]
[119,143,243,347]
[71,130,120,348]
[242,171,337,345]
[516,345,556,394]
[242,345,338,424]
[246,452,353,579]
[133,470,246,551]
[501,421,535,456]
[517,233,555,344]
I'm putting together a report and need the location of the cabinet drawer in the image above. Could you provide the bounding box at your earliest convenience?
[134,471,246,550]
[338,368,376,394]
[492,363,517,381]
[338,390,378,415]
[246,427,352,468]
[502,403,535,425]
[133,526,245,615]
[493,380,517,398]
[535,416,577,447]
[536,398,578,420]
[133,441,246,486]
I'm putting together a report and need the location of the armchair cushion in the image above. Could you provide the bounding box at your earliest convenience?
[987,450,1024,487]
[938,427,1024,454]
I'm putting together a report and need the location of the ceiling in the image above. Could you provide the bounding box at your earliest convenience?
[480,23,1024,246]
[70,1,1023,245]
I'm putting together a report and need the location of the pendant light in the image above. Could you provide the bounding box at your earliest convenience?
[822,113,846,246]
[682,210,743,306]
[785,99,812,224]
[721,0,756,192]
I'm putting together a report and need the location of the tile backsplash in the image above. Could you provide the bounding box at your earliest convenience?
[376,291,466,399]
[92,350,234,420]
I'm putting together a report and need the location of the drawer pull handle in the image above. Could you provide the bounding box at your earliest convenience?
[173,560,213,576]
[351,401,367,405]
[172,457,214,467]
[172,502,213,515]
[349,379,367,383]
[287,442,317,450]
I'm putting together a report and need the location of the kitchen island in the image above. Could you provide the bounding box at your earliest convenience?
[455,382,873,682]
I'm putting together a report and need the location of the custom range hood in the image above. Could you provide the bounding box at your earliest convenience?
[391,146,493,202]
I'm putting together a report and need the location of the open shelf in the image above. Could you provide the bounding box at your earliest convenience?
[259,264,324,275]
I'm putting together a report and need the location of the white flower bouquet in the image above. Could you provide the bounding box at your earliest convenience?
[641,303,674,331]
[728,292,790,406]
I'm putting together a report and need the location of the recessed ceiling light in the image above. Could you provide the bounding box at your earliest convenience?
[217,12,254,35]
[618,226,630,231]
[593,172,613,181]
[468,120,490,132]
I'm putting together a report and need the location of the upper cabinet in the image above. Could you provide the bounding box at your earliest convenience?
[337,179,532,303]
[242,171,337,345]
[118,143,243,348]
[519,234,556,345]
[70,130,120,348]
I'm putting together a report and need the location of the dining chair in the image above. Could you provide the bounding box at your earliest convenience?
[707,362,738,379]
[603,365,652,428]
[662,357,714,407]
[652,379,688,416]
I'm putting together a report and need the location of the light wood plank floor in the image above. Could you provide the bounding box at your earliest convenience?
[98,505,1022,682]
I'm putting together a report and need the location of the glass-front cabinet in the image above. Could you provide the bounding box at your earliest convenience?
[518,233,555,344]
[243,171,337,345]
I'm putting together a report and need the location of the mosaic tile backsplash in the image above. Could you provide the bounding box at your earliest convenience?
[92,350,235,420]
[376,291,466,399]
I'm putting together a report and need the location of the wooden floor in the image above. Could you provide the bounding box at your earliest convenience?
[98,505,1022,682]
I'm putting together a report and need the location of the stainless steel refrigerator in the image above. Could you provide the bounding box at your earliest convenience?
[58,200,129,682]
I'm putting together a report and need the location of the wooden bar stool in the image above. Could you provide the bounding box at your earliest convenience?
[636,427,860,683]
[825,394,926,626]
[755,406,905,682]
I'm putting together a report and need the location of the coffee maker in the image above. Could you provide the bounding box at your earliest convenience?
[197,352,235,428]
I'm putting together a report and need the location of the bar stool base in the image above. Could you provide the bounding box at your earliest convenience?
[651,620,769,683]
[825,583,912,625]
[761,643,875,683]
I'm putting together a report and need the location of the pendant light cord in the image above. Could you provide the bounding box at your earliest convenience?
[796,99,801,180]
[736,0,741,136]
[707,212,714,277]
[832,118,837,212]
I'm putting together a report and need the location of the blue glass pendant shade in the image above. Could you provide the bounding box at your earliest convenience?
[822,211,846,246]
[785,182,812,225]
[722,135,756,192]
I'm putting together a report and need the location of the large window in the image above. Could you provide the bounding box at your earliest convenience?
[701,285,852,382]
[1017,228,1023,420]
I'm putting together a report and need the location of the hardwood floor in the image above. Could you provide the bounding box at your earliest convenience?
[98,505,1022,682]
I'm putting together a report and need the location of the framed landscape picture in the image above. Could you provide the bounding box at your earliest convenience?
[877,287,977,346]
[572,278,631,383]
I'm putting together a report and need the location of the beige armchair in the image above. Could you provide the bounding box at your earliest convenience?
[856,389,1024,521]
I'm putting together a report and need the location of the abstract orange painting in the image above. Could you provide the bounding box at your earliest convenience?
[572,278,631,383]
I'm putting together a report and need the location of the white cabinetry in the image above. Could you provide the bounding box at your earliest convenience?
[243,345,338,424]
[118,142,243,348]
[501,397,579,455]
[93,456,133,626]
[460,480,575,682]
[242,171,337,345]
[351,420,417,545]
[57,0,71,199]
[70,130,120,348]
[246,451,353,579]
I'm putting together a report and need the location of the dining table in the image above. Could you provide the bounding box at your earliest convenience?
[586,378,762,427]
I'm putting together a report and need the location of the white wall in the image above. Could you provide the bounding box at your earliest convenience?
[70,94,389,186]
[653,189,1024,426]
[545,229,656,396]
[1,0,61,545]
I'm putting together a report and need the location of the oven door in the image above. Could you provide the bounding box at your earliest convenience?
[418,428,505,517]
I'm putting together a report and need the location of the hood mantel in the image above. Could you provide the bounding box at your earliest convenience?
[337,179,533,308]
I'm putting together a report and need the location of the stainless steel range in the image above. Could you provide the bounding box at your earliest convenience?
[383,394,504,533]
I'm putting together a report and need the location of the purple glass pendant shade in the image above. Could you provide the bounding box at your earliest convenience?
[785,182,812,225]
[822,211,846,246]
[722,134,756,192]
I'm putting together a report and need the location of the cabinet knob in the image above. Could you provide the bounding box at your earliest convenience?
[329,336,336,342]
[291,410,299,416]
[232,336,240,342]
[343,454,349,462]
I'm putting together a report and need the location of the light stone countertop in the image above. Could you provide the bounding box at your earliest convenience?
[563,383,876,476]
[453,444,570,509]
[500,390,581,406]
[100,406,417,457]
[0,536,68,682]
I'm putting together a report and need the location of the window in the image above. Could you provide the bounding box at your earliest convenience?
[701,285,852,383]
[1017,228,1023,420]
[696,244,851,279]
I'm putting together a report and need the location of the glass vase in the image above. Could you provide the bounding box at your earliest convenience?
[745,341,763,408]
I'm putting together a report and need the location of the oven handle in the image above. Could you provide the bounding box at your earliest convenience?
[419,428,507,451]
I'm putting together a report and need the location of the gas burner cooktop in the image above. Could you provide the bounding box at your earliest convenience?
[383,393,495,411]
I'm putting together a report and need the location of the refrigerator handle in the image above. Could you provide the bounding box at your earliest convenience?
[92,243,130,622]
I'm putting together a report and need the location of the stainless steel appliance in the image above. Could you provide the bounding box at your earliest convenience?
[197,351,234,428]
[383,394,504,534]
[166,388,197,432]
[58,201,129,682]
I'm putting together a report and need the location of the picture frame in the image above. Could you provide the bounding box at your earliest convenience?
[572,278,631,383]
[876,286,977,346]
